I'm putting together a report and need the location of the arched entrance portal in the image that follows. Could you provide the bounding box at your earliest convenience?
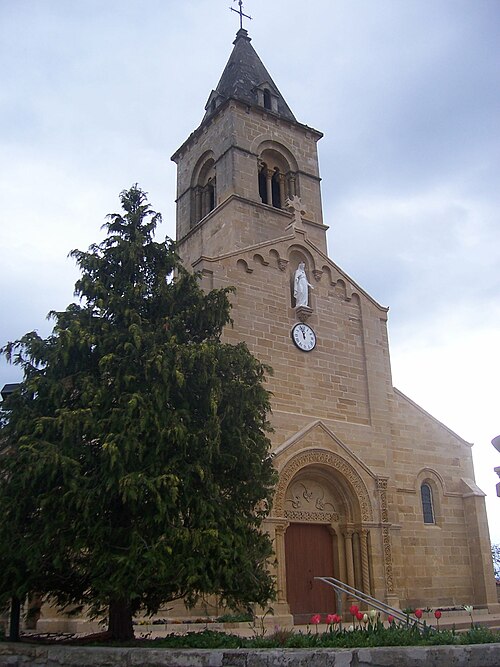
[277,454,373,622]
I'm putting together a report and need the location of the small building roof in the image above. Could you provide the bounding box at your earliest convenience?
[1,383,21,401]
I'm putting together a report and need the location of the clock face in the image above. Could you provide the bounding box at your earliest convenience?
[291,323,317,352]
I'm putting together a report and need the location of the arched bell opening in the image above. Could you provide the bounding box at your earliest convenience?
[191,154,217,226]
[257,147,297,209]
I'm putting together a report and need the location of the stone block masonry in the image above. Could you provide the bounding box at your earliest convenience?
[1,643,500,667]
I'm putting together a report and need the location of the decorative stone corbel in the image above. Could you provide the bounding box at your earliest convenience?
[295,305,313,322]
[312,269,323,282]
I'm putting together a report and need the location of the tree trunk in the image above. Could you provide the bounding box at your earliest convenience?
[9,596,21,642]
[108,598,134,641]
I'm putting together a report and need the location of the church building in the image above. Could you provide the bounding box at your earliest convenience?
[171,26,498,622]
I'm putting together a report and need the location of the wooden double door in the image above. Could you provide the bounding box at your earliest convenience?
[285,523,336,623]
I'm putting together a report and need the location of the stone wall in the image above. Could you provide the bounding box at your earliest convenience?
[184,223,498,612]
[1,643,500,667]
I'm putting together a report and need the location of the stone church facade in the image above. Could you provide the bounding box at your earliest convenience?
[171,27,498,622]
[30,27,497,633]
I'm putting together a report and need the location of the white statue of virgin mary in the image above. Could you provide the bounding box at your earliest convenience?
[294,262,313,307]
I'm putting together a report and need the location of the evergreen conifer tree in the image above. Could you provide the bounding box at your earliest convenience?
[0,186,276,640]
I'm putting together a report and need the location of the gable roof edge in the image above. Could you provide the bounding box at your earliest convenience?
[393,387,472,447]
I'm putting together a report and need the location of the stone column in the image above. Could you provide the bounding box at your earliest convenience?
[344,529,355,592]
[278,173,286,207]
[360,529,371,595]
[211,180,216,209]
[274,524,288,604]
[202,186,210,218]
[194,187,202,223]
[288,173,296,197]
[265,169,273,206]
[336,531,348,610]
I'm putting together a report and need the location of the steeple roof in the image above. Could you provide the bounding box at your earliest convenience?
[203,28,296,122]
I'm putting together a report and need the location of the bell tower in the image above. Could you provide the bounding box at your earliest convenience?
[171,28,328,266]
[170,21,500,624]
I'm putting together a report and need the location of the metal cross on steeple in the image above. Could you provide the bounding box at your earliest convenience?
[230,0,252,30]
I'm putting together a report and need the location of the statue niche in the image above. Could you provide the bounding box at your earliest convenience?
[288,251,314,320]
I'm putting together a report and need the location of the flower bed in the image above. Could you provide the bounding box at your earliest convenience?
[128,606,499,649]
[131,624,499,649]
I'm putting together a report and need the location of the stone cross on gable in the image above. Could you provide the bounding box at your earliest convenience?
[286,195,306,229]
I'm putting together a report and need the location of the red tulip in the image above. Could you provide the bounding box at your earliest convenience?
[434,610,442,619]
[326,614,336,624]
[387,615,395,624]
[349,604,359,616]
[356,611,364,621]
[414,609,423,619]
[310,614,321,624]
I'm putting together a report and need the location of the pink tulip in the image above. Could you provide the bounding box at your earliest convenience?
[310,614,321,624]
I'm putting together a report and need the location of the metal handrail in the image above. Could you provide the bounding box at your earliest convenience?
[315,576,433,629]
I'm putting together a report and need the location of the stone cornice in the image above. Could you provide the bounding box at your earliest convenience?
[171,97,323,163]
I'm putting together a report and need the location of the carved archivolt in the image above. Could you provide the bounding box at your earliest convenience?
[274,449,373,522]
[284,510,339,522]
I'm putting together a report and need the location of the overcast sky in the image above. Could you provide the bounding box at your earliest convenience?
[1,0,499,542]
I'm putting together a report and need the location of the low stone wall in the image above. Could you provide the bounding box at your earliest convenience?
[1,643,500,667]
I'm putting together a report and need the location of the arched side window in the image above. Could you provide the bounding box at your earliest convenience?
[421,483,435,524]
